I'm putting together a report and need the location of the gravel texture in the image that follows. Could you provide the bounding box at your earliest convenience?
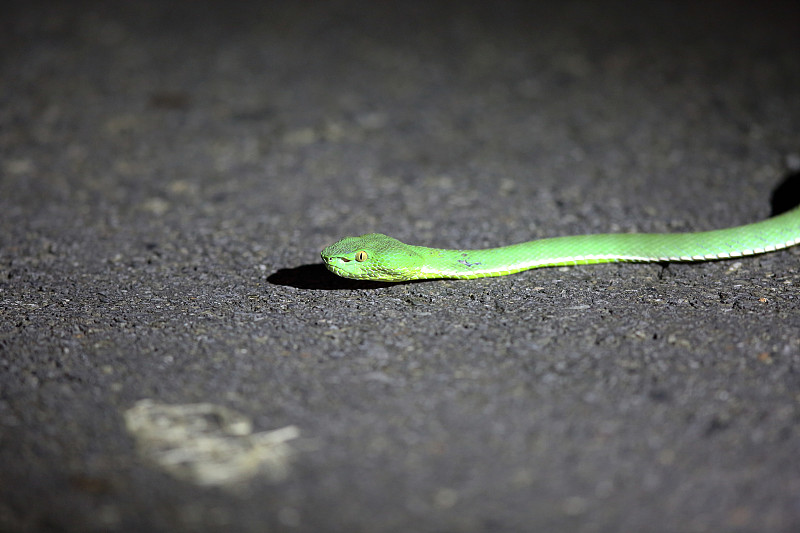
[2,1,799,532]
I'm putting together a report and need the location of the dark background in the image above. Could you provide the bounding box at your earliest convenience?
[2,1,799,532]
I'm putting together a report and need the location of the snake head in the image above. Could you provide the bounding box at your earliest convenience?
[321,233,424,282]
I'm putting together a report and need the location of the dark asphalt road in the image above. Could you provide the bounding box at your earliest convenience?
[2,1,799,532]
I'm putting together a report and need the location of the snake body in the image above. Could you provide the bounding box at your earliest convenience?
[321,205,800,282]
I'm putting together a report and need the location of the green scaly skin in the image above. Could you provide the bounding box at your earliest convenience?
[321,205,800,282]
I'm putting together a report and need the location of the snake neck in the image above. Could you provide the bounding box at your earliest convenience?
[409,242,562,279]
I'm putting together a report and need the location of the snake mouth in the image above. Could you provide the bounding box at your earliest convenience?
[323,262,360,280]
[321,256,347,272]
[322,257,350,270]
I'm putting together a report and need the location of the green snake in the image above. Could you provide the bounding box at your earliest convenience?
[321,204,800,282]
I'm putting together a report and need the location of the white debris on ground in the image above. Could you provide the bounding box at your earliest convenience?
[124,400,299,487]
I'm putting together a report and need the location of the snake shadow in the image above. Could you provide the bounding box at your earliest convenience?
[266,263,402,290]
[771,169,800,216]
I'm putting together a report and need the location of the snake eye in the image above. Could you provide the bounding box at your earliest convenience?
[355,250,368,262]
